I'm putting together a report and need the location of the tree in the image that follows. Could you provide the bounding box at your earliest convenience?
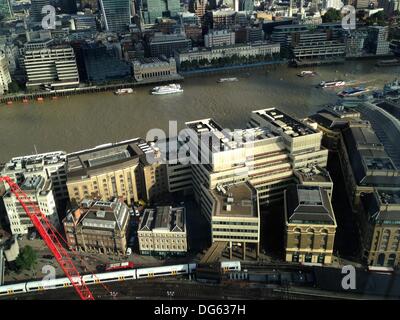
[322,8,342,23]
[7,81,20,93]
[15,246,37,272]
[366,11,387,26]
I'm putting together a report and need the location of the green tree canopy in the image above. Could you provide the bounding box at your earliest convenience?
[366,11,387,26]
[322,8,342,23]
[15,246,37,272]
[8,81,20,93]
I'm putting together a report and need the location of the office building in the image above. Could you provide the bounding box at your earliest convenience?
[23,45,80,89]
[1,151,68,203]
[271,25,309,48]
[344,30,368,57]
[99,0,131,32]
[149,33,192,58]
[209,182,260,259]
[204,29,236,48]
[3,175,60,235]
[80,42,132,83]
[133,57,178,82]
[245,26,264,43]
[166,108,328,224]
[289,32,346,66]
[308,106,362,150]
[338,120,400,211]
[0,53,11,95]
[360,189,400,267]
[366,26,390,56]
[63,198,130,255]
[142,0,181,24]
[66,138,168,206]
[73,14,97,31]
[30,0,50,23]
[284,185,337,264]
[209,9,237,29]
[294,165,333,200]
[184,24,203,44]
[138,206,187,256]
[189,0,207,20]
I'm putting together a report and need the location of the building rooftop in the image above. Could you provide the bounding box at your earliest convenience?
[2,151,66,174]
[342,124,400,186]
[67,138,157,179]
[295,165,332,184]
[211,182,258,218]
[361,188,400,223]
[65,199,129,231]
[253,108,317,137]
[285,185,336,225]
[138,206,185,233]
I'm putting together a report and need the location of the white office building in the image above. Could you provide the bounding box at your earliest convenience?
[1,151,68,203]
[3,175,60,235]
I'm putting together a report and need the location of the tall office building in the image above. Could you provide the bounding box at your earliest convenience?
[142,0,181,24]
[30,0,50,23]
[0,0,13,19]
[99,0,131,32]
[80,42,132,83]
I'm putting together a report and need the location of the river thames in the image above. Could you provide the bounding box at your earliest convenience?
[0,61,398,162]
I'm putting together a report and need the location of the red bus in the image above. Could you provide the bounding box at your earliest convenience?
[105,262,135,272]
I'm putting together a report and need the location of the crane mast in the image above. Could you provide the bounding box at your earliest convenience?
[0,176,94,300]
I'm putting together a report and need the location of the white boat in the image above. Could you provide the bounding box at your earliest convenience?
[217,77,239,83]
[151,83,183,95]
[115,88,133,95]
[297,71,317,77]
[319,80,346,88]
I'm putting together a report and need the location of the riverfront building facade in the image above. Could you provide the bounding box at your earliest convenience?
[23,45,80,89]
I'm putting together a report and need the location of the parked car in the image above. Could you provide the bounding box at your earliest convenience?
[126,248,132,256]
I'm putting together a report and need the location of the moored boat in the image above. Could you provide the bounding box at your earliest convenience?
[151,84,183,95]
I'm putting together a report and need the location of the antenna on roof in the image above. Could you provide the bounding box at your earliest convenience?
[34,144,38,155]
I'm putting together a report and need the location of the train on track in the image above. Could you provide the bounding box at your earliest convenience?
[0,261,241,297]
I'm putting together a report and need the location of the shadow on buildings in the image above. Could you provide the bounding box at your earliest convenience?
[327,152,361,262]
[261,202,285,261]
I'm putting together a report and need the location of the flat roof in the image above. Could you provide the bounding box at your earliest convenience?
[211,183,257,218]
[295,166,332,184]
[253,108,317,137]
[66,138,151,178]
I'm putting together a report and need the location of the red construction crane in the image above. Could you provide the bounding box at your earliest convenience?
[0,176,94,300]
